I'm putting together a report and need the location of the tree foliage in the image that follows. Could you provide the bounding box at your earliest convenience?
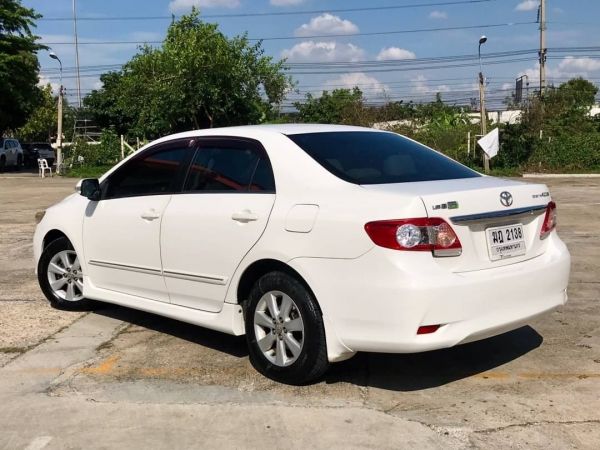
[0,0,46,134]
[294,87,368,125]
[85,10,292,138]
[17,84,75,142]
[498,78,600,171]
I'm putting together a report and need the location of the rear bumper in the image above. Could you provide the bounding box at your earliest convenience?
[289,232,570,358]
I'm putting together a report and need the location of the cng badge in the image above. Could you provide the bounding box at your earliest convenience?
[432,201,459,210]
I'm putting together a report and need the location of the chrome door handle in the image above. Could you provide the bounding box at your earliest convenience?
[231,210,258,223]
[141,209,160,220]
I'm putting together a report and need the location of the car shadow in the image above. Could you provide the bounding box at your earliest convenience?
[93,303,249,358]
[325,325,543,391]
[91,303,542,391]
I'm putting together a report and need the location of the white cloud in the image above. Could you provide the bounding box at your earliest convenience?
[295,14,359,37]
[557,56,600,73]
[520,57,600,84]
[37,75,61,95]
[323,72,388,97]
[168,0,240,13]
[271,0,305,5]
[411,75,451,94]
[515,1,538,12]
[281,41,365,62]
[376,47,416,61]
[429,10,448,19]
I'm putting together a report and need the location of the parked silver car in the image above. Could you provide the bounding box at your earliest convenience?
[0,138,24,172]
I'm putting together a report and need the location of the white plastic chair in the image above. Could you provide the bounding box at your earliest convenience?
[38,158,52,178]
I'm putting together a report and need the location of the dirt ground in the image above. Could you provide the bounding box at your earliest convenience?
[0,171,598,449]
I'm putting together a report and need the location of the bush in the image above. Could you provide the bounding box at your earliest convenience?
[69,130,121,167]
[527,132,600,172]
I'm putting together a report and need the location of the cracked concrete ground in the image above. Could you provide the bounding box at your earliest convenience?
[0,173,598,449]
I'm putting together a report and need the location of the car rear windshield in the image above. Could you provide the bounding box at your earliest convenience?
[287,131,480,185]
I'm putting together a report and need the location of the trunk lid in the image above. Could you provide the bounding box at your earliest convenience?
[362,176,552,272]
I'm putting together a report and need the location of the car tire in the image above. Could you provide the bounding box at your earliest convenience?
[244,271,329,385]
[0,156,5,173]
[15,155,22,171]
[38,237,94,310]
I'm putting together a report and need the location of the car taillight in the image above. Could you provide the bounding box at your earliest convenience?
[540,201,557,240]
[364,218,462,257]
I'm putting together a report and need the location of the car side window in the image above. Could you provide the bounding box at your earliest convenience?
[102,142,190,200]
[249,157,275,192]
[184,143,275,193]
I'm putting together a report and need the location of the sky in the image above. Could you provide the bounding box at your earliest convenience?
[24,0,600,111]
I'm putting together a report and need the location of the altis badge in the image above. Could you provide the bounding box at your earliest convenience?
[432,201,459,210]
[532,192,550,199]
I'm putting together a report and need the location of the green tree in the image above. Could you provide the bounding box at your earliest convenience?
[85,10,292,138]
[294,87,369,125]
[0,0,46,134]
[17,84,75,142]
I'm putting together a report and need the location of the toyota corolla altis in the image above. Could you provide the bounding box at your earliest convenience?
[34,125,570,384]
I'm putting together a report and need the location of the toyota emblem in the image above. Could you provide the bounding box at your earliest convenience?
[500,191,513,207]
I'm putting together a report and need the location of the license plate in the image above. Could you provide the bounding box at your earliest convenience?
[486,224,526,261]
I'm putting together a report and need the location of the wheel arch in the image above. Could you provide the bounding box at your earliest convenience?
[236,258,318,311]
[43,229,70,250]
[235,257,355,363]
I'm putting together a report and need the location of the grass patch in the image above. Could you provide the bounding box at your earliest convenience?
[62,165,113,179]
[0,346,28,354]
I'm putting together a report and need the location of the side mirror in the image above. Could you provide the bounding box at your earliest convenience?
[80,178,101,201]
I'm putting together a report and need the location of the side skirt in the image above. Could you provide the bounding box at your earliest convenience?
[83,277,245,336]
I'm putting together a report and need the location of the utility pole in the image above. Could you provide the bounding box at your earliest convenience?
[57,87,64,173]
[49,52,64,174]
[538,0,547,95]
[73,0,82,108]
[478,36,489,173]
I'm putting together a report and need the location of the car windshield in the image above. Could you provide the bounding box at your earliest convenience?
[32,144,52,150]
[287,131,480,185]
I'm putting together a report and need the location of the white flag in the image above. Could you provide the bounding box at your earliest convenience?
[477,128,500,159]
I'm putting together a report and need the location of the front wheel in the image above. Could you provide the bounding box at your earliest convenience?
[38,237,93,310]
[244,271,328,385]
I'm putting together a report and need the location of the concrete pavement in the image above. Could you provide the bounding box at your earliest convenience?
[0,175,598,449]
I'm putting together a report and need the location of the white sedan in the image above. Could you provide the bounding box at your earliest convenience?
[34,124,571,384]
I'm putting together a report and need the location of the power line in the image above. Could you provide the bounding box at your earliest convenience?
[38,46,600,76]
[38,0,497,21]
[40,21,535,45]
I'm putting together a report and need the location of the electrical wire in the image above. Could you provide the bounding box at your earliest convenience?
[38,0,497,21]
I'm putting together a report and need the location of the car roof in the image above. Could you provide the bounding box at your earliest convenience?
[155,124,383,143]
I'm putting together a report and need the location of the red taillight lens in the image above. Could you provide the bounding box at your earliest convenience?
[540,201,557,240]
[417,325,441,335]
[364,218,462,257]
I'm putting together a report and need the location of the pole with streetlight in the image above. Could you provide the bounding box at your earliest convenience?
[72,0,82,108]
[478,35,489,173]
[49,51,63,174]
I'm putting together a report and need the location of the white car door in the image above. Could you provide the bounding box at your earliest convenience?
[83,139,193,302]
[160,138,276,312]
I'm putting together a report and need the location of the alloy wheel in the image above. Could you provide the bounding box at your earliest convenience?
[47,250,84,301]
[253,290,305,367]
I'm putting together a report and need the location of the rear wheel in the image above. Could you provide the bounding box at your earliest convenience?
[38,237,94,310]
[244,271,328,384]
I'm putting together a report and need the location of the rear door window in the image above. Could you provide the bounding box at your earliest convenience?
[287,131,480,185]
[184,140,275,193]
